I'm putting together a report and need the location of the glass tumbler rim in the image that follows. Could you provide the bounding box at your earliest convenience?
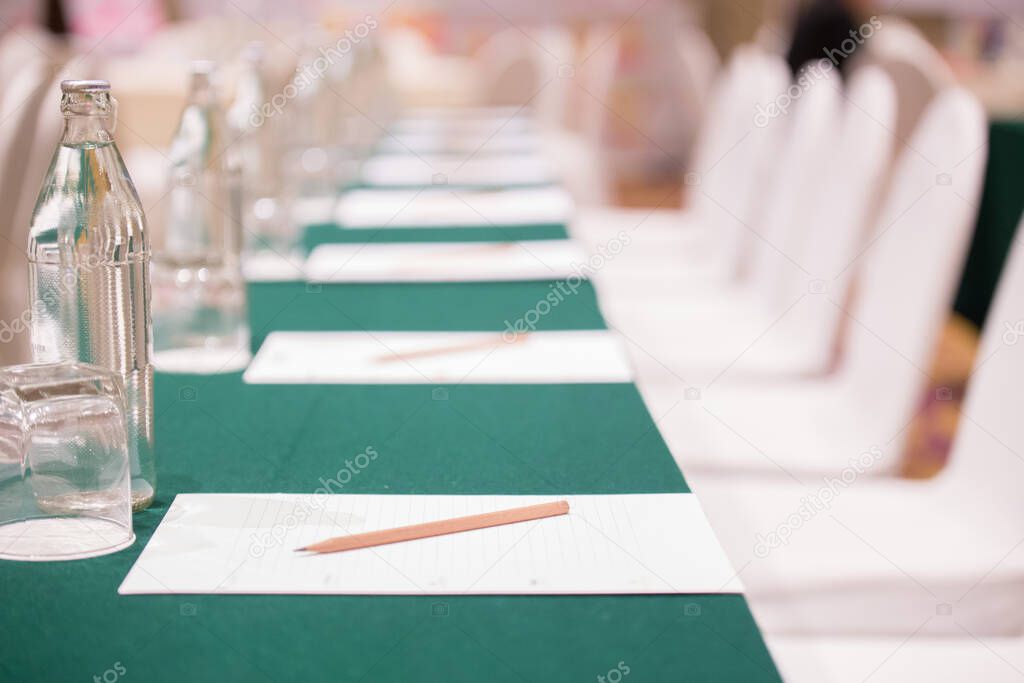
[0,361,122,392]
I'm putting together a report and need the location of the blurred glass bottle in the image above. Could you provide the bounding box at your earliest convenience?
[151,62,250,374]
[27,80,156,511]
[227,42,283,252]
[278,30,337,237]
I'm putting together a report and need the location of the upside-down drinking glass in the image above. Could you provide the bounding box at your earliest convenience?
[0,362,134,561]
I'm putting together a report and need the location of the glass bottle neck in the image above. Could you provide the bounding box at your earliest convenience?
[60,114,114,147]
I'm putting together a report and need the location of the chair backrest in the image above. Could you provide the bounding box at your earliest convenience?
[745,60,842,304]
[476,28,542,108]
[786,66,897,352]
[532,26,576,130]
[863,16,954,150]
[0,26,56,94]
[937,212,1024,504]
[691,47,790,273]
[0,57,53,366]
[682,49,745,205]
[675,23,720,125]
[838,88,988,420]
[682,42,751,196]
[575,24,620,148]
[667,24,720,166]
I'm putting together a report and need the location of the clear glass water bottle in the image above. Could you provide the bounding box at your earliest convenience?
[278,34,336,236]
[151,62,250,375]
[227,42,282,252]
[27,80,156,512]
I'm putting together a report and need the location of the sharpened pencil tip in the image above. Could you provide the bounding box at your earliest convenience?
[293,547,307,552]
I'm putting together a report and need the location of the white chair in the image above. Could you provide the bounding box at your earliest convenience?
[470,26,613,206]
[382,27,482,108]
[532,25,576,130]
[610,66,898,382]
[571,44,760,245]
[649,87,987,476]
[693,210,1024,638]
[573,24,620,152]
[540,24,621,206]
[863,16,954,150]
[0,58,55,366]
[602,59,841,346]
[0,24,57,94]
[672,23,721,168]
[769,633,1024,683]
[574,47,791,285]
[476,27,544,108]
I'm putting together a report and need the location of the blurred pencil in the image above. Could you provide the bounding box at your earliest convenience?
[295,500,569,554]
[373,332,528,364]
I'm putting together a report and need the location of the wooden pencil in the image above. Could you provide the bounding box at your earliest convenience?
[373,331,529,364]
[295,500,569,554]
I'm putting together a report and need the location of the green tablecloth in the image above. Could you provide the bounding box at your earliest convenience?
[955,119,1024,328]
[2,264,780,681]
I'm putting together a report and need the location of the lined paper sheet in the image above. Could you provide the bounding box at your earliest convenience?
[243,330,633,384]
[360,154,555,187]
[335,187,573,227]
[304,240,587,283]
[119,493,743,595]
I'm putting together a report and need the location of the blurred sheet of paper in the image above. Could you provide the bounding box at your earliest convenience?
[243,330,632,384]
[360,153,556,187]
[304,240,586,282]
[335,187,573,227]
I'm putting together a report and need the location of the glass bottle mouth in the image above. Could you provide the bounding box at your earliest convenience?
[60,80,115,120]
[61,80,110,94]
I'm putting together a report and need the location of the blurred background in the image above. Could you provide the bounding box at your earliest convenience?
[1,0,1021,476]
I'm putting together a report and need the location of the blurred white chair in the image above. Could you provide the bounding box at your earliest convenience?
[533,26,575,129]
[574,25,620,154]
[574,46,790,281]
[695,210,1024,638]
[570,42,748,245]
[0,57,54,366]
[613,66,897,382]
[672,23,720,168]
[602,60,841,346]
[383,27,481,108]
[650,87,987,476]
[476,27,544,107]
[0,24,57,91]
[769,634,1024,683]
[863,15,954,150]
[542,24,621,206]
